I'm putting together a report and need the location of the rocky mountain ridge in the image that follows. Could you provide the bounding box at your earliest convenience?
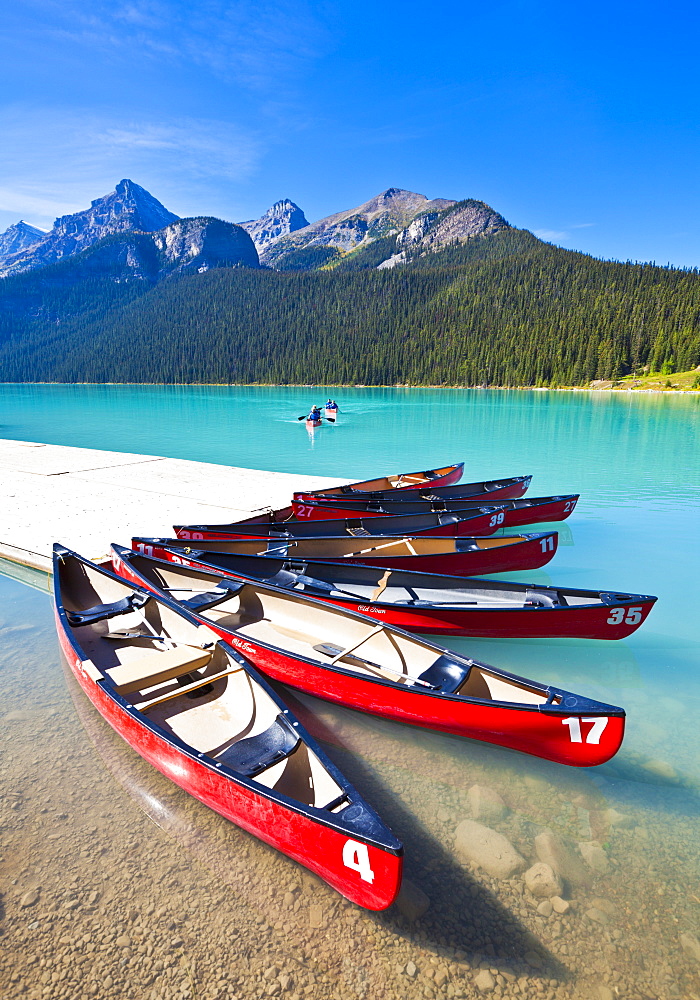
[0,180,179,277]
[378,199,510,269]
[0,181,512,282]
[239,199,309,251]
[259,188,457,268]
[1,218,259,291]
[0,221,46,260]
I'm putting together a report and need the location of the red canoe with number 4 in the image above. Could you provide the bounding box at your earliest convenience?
[111,545,626,768]
[174,505,510,542]
[290,494,580,528]
[133,530,559,577]
[297,473,532,502]
[53,545,403,909]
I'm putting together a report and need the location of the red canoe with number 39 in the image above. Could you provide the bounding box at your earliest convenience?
[53,545,403,909]
[111,545,626,768]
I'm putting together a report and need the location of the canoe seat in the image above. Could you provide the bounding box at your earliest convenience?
[418,655,470,694]
[67,591,150,627]
[179,581,244,613]
[217,714,300,777]
[106,645,213,695]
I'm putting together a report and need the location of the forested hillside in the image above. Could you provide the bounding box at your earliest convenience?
[1,229,699,386]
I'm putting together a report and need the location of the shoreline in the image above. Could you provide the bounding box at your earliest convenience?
[1,381,699,394]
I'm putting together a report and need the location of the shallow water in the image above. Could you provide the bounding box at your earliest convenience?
[1,385,699,1000]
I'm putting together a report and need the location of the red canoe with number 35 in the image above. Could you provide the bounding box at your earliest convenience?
[53,545,403,909]
[111,545,626,768]
[115,545,655,639]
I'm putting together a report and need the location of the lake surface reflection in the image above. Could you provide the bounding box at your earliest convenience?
[1,386,699,999]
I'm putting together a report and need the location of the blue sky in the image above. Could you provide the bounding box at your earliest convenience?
[2,0,700,265]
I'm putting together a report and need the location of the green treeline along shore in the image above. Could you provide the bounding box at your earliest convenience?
[0,229,699,387]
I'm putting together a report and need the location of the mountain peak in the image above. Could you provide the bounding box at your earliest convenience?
[239,199,309,251]
[0,220,47,262]
[1,180,179,278]
[260,188,457,268]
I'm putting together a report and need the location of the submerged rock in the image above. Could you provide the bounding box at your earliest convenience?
[679,932,700,963]
[467,784,508,822]
[524,862,563,898]
[19,889,39,908]
[455,820,526,879]
[395,878,430,922]
[579,840,610,873]
[535,829,590,886]
[474,969,495,992]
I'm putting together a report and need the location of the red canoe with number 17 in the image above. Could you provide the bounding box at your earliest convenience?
[111,544,626,768]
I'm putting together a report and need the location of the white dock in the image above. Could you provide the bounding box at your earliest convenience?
[0,439,338,572]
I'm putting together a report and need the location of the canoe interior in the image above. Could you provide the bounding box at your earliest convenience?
[145,533,536,561]
[315,464,463,494]
[57,556,345,808]
[133,549,614,610]
[121,552,556,708]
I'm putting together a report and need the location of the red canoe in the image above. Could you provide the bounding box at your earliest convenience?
[133,530,560,577]
[54,545,402,909]
[300,463,466,495]
[111,545,626,768]
[116,545,654,639]
[289,495,580,528]
[295,474,532,503]
[174,505,510,542]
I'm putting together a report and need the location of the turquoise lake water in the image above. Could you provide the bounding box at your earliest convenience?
[1,383,699,1000]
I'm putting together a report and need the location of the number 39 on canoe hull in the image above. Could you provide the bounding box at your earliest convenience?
[53,546,403,910]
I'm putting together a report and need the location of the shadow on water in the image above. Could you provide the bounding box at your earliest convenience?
[281,688,577,981]
[62,646,569,984]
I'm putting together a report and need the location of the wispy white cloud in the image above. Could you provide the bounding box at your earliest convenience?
[0,105,261,229]
[533,228,570,242]
[13,0,331,90]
